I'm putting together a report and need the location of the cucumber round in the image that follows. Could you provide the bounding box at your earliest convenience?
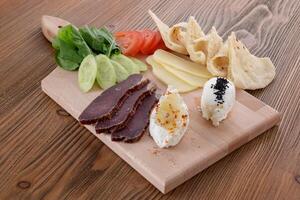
[78,54,97,92]
[110,60,129,83]
[95,54,116,89]
[111,54,139,74]
[130,57,148,72]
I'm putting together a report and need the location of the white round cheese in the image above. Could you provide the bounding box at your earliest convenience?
[201,77,235,126]
[149,86,189,148]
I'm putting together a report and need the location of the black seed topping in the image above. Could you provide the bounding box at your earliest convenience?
[212,77,229,105]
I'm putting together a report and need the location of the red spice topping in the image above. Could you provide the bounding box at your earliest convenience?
[182,114,188,119]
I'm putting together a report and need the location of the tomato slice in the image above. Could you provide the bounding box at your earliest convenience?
[140,30,156,54]
[115,31,143,56]
[143,31,164,54]
[156,38,167,50]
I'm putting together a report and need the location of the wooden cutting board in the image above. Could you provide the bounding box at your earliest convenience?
[41,15,280,193]
[41,66,280,193]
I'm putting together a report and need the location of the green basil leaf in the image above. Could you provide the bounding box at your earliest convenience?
[52,25,92,70]
[79,26,120,57]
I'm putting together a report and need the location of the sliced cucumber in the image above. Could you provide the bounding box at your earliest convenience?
[110,60,129,83]
[111,54,139,74]
[78,54,97,92]
[95,54,116,89]
[130,57,148,71]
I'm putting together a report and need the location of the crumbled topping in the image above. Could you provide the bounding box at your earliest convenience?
[152,149,159,155]
[211,77,229,105]
[155,91,187,135]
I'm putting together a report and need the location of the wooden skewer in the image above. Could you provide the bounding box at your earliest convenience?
[41,15,70,42]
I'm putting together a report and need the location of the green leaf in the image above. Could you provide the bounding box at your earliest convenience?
[79,26,120,57]
[52,25,92,70]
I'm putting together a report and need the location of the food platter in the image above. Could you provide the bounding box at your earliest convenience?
[41,14,280,193]
[41,66,280,193]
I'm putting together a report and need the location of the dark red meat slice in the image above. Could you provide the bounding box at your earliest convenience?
[111,92,159,143]
[79,74,148,124]
[95,83,156,133]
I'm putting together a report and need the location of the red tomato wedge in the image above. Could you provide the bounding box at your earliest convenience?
[156,38,167,50]
[114,30,166,56]
[145,31,164,54]
[115,31,143,56]
[140,30,156,55]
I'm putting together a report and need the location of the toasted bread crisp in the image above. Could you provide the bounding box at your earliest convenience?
[227,32,276,90]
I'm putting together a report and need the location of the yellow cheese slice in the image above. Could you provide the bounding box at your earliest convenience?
[146,56,198,93]
[153,49,212,78]
[161,63,209,87]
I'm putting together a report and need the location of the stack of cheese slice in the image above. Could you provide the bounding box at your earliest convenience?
[146,49,212,92]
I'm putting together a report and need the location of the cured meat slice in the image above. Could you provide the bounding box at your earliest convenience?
[95,83,156,133]
[79,74,148,124]
[111,92,159,143]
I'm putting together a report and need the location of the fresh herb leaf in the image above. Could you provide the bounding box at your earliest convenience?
[79,26,120,57]
[52,25,92,70]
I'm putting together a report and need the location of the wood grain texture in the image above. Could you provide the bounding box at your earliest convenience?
[0,0,299,199]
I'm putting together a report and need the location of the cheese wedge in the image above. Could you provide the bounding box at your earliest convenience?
[153,49,212,78]
[161,63,208,87]
[146,56,198,92]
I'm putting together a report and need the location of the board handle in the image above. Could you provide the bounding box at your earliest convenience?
[41,15,70,42]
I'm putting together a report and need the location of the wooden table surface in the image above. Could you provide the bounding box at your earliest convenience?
[0,0,299,199]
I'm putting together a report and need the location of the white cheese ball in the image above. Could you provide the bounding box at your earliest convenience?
[149,86,189,148]
[201,77,235,126]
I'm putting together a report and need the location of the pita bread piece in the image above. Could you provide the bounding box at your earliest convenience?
[227,32,275,90]
[149,10,188,55]
[169,22,187,47]
[185,16,206,64]
[205,27,223,59]
[207,40,229,77]
[185,19,223,68]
